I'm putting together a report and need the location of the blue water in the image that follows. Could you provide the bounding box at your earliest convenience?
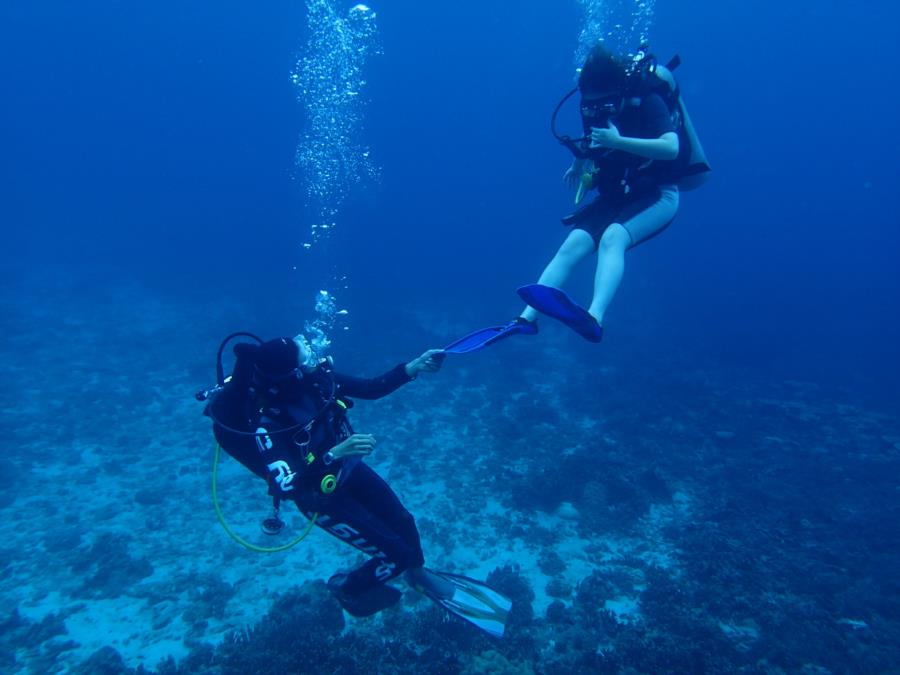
[1,1,899,672]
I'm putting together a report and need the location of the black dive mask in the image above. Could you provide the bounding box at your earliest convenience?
[580,94,623,130]
[550,86,625,159]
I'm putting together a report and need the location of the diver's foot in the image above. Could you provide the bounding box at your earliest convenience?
[585,314,604,343]
[517,284,602,343]
[444,318,535,354]
[511,316,538,336]
[328,573,402,617]
[586,311,605,341]
[405,567,455,600]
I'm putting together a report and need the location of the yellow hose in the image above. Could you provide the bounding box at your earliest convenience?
[212,444,317,553]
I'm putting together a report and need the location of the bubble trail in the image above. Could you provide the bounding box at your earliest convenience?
[292,1,381,247]
[575,0,656,68]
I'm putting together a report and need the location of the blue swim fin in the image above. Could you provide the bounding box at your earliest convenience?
[517,284,603,343]
[415,570,512,638]
[444,318,537,355]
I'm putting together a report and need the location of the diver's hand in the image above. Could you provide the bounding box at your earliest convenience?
[590,122,621,149]
[405,349,445,378]
[563,159,585,190]
[331,434,376,459]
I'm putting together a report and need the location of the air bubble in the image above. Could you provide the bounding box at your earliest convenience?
[574,0,656,69]
[292,0,382,246]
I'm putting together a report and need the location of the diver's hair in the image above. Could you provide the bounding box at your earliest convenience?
[578,43,628,95]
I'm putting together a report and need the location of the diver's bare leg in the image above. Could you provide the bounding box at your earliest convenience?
[520,229,595,322]
[588,222,630,324]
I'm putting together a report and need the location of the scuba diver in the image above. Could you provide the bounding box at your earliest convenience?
[443,43,708,352]
[517,43,710,342]
[200,333,511,637]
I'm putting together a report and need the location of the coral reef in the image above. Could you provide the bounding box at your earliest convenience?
[70,533,155,599]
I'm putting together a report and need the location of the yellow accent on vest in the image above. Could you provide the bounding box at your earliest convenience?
[320,474,338,494]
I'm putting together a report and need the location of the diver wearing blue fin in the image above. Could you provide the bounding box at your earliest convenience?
[406,568,512,638]
[515,43,709,342]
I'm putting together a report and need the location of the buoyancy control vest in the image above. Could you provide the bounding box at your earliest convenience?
[206,354,352,484]
[626,51,710,191]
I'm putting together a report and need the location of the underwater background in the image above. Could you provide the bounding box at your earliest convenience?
[1,0,899,673]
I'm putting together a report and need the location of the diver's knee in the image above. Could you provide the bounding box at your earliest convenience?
[557,230,594,261]
[599,223,630,253]
[664,187,680,209]
[397,509,419,538]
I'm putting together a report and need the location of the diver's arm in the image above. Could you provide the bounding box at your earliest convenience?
[333,365,411,400]
[329,433,376,460]
[591,127,679,161]
[334,350,443,399]
[614,131,679,160]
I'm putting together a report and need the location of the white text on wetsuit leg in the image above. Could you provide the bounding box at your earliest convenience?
[313,515,396,578]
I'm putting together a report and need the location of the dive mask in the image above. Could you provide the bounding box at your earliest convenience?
[580,92,623,128]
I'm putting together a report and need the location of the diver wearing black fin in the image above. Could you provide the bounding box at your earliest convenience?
[203,334,511,633]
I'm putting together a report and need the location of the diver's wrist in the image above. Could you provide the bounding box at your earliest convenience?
[606,135,627,151]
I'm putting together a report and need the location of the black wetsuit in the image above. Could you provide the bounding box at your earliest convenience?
[208,354,424,597]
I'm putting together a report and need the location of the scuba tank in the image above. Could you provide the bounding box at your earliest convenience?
[634,51,710,191]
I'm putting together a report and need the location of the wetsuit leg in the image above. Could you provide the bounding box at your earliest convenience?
[294,463,424,596]
[589,186,679,322]
[619,185,679,248]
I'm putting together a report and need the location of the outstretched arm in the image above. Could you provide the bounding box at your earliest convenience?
[335,349,444,399]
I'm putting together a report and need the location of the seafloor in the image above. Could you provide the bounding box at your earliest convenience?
[2,270,899,674]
